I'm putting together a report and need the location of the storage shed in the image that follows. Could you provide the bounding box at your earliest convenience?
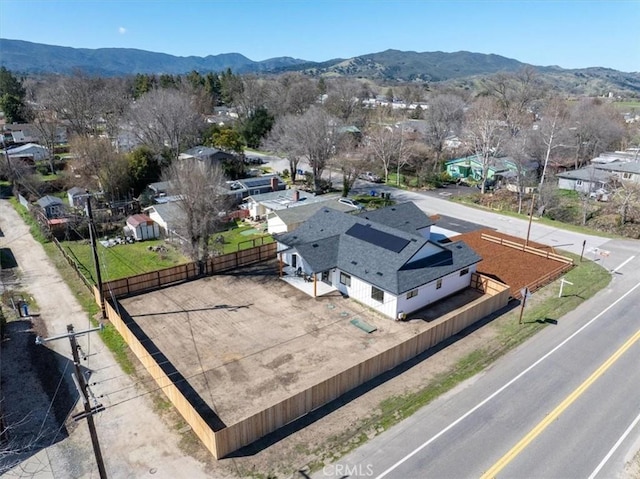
[126,214,159,241]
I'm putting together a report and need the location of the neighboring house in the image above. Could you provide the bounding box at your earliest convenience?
[36,195,65,219]
[227,175,287,203]
[275,202,482,319]
[556,165,612,194]
[445,154,521,183]
[267,199,355,234]
[244,189,332,220]
[179,146,236,169]
[595,161,640,184]
[5,143,50,163]
[125,214,160,241]
[143,202,184,237]
[556,159,640,194]
[67,186,87,209]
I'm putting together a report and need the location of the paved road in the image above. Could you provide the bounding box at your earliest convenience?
[291,173,640,478]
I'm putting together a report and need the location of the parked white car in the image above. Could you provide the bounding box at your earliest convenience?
[338,198,365,210]
[589,188,610,201]
[360,171,382,183]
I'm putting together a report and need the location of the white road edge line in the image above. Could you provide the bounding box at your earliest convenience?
[613,255,636,273]
[375,280,640,479]
[588,407,640,479]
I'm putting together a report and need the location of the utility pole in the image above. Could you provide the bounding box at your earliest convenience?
[86,191,105,318]
[525,193,536,247]
[36,324,107,479]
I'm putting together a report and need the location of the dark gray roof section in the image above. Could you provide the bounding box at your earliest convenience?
[596,162,640,174]
[357,202,434,234]
[237,175,285,189]
[37,195,63,207]
[276,204,481,295]
[556,165,612,182]
[272,200,354,226]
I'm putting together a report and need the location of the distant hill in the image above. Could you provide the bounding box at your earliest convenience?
[0,39,308,76]
[1,39,638,95]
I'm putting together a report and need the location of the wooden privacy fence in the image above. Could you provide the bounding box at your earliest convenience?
[481,233,573,264]
[51,237,94,291]
[102,242,277,298]
[96,273,509,459]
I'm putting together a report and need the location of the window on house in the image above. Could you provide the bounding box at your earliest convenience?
[406,289,418,299]
[371,286,384,302]
[436,279,442,289]
[460,268,469,276]
[340,272,351,287]
[623,172,632,179]
[576,180,583,186]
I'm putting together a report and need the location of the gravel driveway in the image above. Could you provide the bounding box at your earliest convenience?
[0,199,209,478]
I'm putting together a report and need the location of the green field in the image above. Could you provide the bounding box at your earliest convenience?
[62,221,273,282]
[62,239,189,282]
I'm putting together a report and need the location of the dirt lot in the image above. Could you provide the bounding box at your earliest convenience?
[120,262,483,426]
[453,228,571,296]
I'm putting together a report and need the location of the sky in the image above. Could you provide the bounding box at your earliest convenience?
[1,0,639,72]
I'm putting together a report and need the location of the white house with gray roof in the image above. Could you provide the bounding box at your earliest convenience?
[275,202,482,319]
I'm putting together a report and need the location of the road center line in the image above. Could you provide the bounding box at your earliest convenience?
[374,280,640,479]
[480,327,640,478]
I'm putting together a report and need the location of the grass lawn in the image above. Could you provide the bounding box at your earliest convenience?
[62,239,190,283]
[210,220,274,255]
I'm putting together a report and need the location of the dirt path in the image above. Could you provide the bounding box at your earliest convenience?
[0,199,208,478]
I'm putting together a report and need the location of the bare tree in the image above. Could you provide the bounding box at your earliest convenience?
[69,136,131,200]
[533,96,572,190]
[265,73,318,117]
[330,134,370,197]
[464,96,504,194]
[364,121,408,184]
[612,179,640,225]
[128,88,202,161]
[163,160,230,272]
[37,71,113,137]
[569,99,627,169]
[323,78,366,125]
[423,92,466,172]
[263,114,304,182]
[480,67,545,137]
[266,106,343,192]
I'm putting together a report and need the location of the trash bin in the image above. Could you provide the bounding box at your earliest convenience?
[22,304,29,317]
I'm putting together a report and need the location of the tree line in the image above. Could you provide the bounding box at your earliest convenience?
[1,66,638,262]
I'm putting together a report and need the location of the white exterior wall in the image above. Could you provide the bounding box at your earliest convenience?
[396,264,476,317]
[146,211,169,235]
[407,242,442,263]
[267,216,288,234]
[335,271,398,318]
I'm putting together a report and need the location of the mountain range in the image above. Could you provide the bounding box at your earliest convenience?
[1,38,639,95]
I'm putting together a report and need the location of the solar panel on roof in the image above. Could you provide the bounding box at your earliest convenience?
[346,223,410,253]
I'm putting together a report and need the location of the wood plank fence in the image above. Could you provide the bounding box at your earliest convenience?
[102,242,277,299]
[479,233,575,300]
[95,272,510,459]
[481,233,573,264]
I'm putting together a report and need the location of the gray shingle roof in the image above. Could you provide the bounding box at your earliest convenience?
[276,204,481,295]
[357,202,434,234]
[37,195,63,207]
[556,165,612,182]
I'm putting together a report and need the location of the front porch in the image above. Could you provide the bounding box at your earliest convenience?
[280,265,337,297]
